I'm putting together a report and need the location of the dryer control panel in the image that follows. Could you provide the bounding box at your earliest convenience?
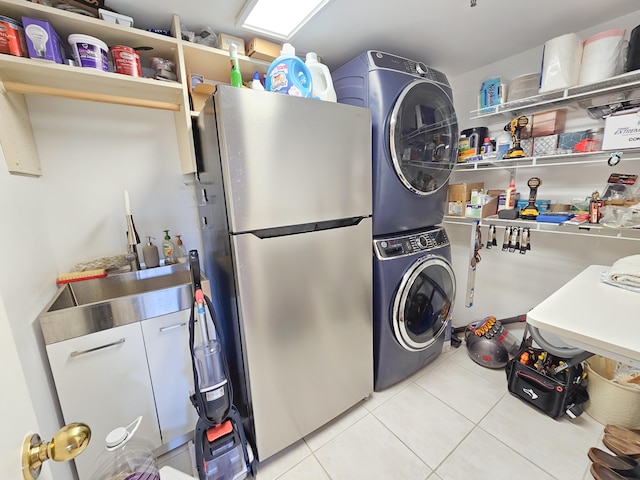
[368,51,450,86]
[374,227,450,259]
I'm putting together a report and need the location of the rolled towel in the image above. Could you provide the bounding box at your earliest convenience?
[604,254,640,289]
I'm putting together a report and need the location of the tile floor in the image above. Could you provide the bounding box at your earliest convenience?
[254,335,607,480]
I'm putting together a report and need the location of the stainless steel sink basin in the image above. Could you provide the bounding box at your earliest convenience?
[39,263,209,344]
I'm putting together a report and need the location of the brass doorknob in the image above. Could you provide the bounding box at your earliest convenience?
[22,423,91,480]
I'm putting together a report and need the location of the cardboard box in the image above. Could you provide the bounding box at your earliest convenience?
[217,33,245,53]
[448,182,484,216]
[21,17,66,64]
[465,190,502,219]
[246,37,281,62]
[531,109,566,137]
[602,110,640,150]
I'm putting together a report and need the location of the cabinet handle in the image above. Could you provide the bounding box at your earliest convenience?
[69,338,126,358]
[159,319,195,333]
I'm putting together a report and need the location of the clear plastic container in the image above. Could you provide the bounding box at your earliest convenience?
[89,416,159,480]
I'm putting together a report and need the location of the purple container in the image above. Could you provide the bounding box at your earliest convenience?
[68,33,109,72]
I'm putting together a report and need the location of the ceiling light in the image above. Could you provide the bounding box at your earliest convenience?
[237,0,331,40]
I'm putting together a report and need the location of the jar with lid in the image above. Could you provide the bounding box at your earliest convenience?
[88,416,159,480]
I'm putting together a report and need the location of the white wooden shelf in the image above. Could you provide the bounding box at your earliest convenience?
[470,70,640,119]
[443,215,640,241]
[452,149,640,171]
[0,0,275,177]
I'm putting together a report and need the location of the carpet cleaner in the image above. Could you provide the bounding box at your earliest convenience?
[188,250,256,480]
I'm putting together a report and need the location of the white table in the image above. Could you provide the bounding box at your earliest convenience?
[527,264,640,368]
[160,466,197,479]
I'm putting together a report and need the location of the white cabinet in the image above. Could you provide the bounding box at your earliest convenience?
[141,310,198,447]
[46,321,161,479]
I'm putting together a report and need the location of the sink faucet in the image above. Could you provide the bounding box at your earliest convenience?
[126,216,141,271]
[124,190,141,271]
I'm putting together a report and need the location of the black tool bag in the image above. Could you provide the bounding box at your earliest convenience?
[505,325,589,419]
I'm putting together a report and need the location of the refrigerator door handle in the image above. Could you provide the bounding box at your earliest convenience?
[248,216,367,239]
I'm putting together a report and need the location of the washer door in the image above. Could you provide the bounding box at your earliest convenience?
[393,255,456,352]
[389,80,458,195]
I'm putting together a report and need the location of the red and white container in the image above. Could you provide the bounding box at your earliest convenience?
[0,15,28,57]
[110,45,142,77]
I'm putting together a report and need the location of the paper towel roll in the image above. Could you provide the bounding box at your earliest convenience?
[626,24,640,72]
[539,33,583,93]
[579,29,626,85]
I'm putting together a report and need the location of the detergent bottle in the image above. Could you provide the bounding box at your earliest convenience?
[305,52,337,101]
[266,43,313,98]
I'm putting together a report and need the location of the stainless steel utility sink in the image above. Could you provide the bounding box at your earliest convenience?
[39,264,208,344]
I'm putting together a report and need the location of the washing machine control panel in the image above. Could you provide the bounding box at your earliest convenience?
[368,51,450,86]
[375,227,450,259]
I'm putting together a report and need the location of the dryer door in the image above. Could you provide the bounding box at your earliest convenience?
[392,255,456,351]
[389,80,458,195]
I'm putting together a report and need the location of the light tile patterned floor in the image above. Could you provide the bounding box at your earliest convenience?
[255,344,607,480]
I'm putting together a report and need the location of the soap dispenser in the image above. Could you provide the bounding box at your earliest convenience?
[175,235,187,263]
[162,230,176,265]
[142,236,160,268]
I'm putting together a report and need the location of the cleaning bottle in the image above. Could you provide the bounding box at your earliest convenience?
[250,70,265,90]
[305,52,337,101]
[496,131,512,160]
[162,230,176,265]
[142,236,160,268]
[266,43,313,98]
[229,44,243,88]
[175,235,187,263]
[480,137,493,155]
[505,177,516,210]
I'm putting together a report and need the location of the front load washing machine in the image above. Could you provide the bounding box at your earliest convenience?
[333,51,459,236]
[373,226,456,391]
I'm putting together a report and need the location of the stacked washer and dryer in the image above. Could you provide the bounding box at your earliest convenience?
[334,51,459,391]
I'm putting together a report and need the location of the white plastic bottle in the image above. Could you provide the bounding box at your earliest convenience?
[305,52,337,102]
[251,70,265,90]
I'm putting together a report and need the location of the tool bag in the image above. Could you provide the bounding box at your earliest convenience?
[505,325,589,419]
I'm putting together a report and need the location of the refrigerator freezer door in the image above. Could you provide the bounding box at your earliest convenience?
[231,218,373,460]
[213,86,372,233]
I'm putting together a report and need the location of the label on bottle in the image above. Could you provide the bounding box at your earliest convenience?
[162,242,173,257]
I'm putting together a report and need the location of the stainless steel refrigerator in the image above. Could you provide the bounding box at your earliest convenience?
[194,86,373,461]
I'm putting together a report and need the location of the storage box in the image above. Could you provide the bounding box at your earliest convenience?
[558,130,588,151]
[246,37,281,62]
[464,189,501,219]
[532,134,558,156]
[516,199,551,212]
[98,8,133,27]
[21,17,66,64]
[602,110,640,150]
[217,33,245,52]
[531,109,566,137]
[520,137,533,157]
[448,182,484,216]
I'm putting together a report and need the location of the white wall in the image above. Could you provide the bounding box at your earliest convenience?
[447,10,640,327]
[0,97,203,479]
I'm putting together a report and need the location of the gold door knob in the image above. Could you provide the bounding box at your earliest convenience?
[22,423,91,480]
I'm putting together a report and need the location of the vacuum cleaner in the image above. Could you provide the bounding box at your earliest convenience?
[188,250,256,480]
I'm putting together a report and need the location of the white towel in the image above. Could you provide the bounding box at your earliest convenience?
[603,255,640,291]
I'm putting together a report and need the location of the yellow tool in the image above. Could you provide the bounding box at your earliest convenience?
[503,116,529,159]
[520,177,542,220]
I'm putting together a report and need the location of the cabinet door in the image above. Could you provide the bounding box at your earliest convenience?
[142,310,198,446]
[46,322,161,479]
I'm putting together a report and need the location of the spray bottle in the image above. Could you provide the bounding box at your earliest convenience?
[229,44,243,88]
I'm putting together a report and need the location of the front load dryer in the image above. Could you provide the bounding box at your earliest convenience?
[333,51,459,235]
[373,226,456,391]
